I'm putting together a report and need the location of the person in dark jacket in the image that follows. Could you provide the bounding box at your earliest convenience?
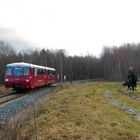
[127,68,138,91]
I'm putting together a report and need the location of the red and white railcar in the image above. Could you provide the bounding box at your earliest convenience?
[5,62,56,90]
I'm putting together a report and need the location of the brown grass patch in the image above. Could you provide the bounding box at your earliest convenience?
[0,85,12,95]
[20,82,140,140]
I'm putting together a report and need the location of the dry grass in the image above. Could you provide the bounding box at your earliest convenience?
[0,85,12,95]
[20,82,140,140]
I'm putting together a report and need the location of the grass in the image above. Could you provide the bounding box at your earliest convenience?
[20,82,140,140]
[112,83,140,111]
[0,85,12,95]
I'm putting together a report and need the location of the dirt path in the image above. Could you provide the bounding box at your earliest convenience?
[103,90,140,121]
[119,89,140,102]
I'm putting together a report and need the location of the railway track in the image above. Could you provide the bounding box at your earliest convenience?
[0,85,58,140]
[0,81,90,122]
[0,85,57,122]
[0,80,95,106]
[0,83,58,106]
[0,92,15,98]
[0,92,31,106]
[0,94,20,105]
[0,81,92,140]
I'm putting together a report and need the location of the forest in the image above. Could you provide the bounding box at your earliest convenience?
[0,40,140,84]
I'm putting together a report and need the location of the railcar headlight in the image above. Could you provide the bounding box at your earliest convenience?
[5,79,8,82]
[26,79,29,82]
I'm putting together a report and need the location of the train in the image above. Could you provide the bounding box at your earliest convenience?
[5,62,56,91]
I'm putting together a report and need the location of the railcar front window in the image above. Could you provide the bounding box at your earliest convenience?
[13,67,23,76]
[23,67,29,75]
[6,67,12,75]
[6,67,30,76]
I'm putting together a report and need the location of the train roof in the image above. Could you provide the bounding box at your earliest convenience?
[6,62,55,71]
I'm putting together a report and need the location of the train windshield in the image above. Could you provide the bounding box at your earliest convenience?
[6,67,30,76]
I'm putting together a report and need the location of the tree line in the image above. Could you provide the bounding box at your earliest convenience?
[101,43,140,81]
[0,40,140,84]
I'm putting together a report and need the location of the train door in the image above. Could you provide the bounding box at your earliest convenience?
[46,70,49,84]
[30,68,35,89]
[48,70,51,84]
[45,70,48,85]
[36,69,45,87]
[51,70,56,84]
[33,68,38,88]
[42,69,46,86]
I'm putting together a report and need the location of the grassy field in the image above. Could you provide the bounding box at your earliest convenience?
[20,82,140,140]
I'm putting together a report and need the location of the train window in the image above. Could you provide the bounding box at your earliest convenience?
[6,67,12,75]
[32,68,36,76]
[33,69,49,76]
[34,69,37,76]
[13,67,23,76]
[52,71,55,75]
[45,70,48,74]
[54,71,56,75]
[37,69,40,75]
[23,67,30,76]
[48,70,51,75]
[37,69,44,75]
[6,67,23,76]
[42,70,45,75]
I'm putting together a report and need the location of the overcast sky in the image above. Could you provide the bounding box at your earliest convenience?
[0,0,140,57]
